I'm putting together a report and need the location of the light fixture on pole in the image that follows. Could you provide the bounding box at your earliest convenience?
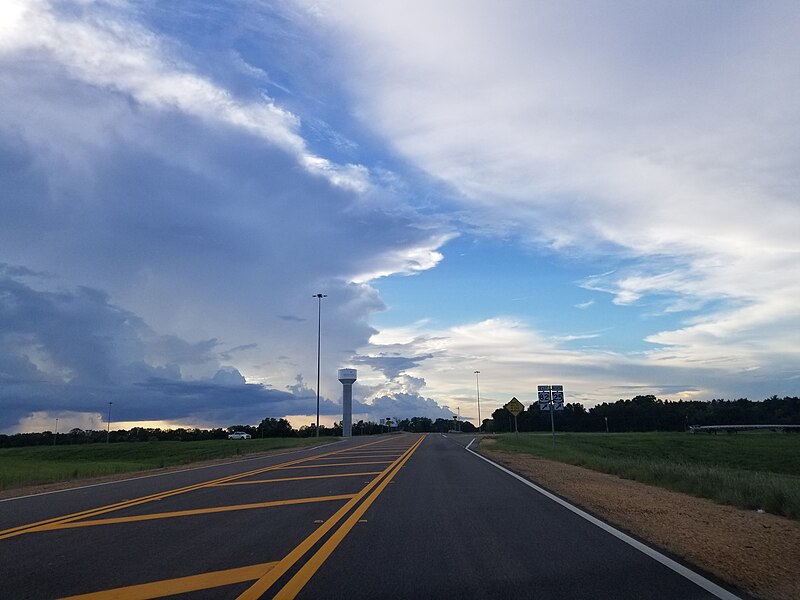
[474,370,481,433]
[312,293,327,437]
[106,402,113,444]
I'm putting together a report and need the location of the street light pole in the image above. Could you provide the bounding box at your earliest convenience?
[106,402,112,444]
[313,293,327,437]
[474,370,481,432]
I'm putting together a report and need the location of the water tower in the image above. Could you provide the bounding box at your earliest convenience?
[337,368,357,437]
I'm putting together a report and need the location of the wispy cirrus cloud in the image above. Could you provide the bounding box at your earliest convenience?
[300,0,800,395]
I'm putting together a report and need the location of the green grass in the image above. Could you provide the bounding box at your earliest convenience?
[485,432,800,520]
[0,437,337,491]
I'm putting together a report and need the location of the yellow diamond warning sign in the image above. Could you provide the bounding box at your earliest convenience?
[505,397,524,416]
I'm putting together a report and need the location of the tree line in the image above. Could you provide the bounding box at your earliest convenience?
[0,416,414,448]
[2,396,798,447]
[487,395,800,433]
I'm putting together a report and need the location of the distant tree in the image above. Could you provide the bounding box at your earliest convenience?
[409,417,433,432]
[431,418,452,433]
[257,418,294,438]
[460,421,477,433]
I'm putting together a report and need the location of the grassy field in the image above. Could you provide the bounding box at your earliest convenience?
[486,432,800,520]
[0,437,338,491]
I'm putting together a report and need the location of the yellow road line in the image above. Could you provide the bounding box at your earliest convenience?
[210,472,382,486]
[59,560,279,600]
[49,439,413,598]
[331,455,402,459]
[336,449,404,453]
[277,461,392,469]
[273,435,426,599]
[0,438,393,541]
[34,495,354,532]
[236,435,426,600]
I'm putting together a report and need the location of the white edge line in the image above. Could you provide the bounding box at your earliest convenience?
[466,446,742,600]
[0,440,347,503]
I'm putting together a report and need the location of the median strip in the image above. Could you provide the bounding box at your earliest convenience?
[237,434,426,600]
[32,436,423,599]
[211,472,382,486]
[0,438,393,541]
[36,495,354,532]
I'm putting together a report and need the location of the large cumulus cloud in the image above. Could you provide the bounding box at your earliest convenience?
[0,1,455,430]
[0,268,348,429]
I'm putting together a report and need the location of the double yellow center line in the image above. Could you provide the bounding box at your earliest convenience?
[0,438,397,541]
[239,434,426,599]
[3,435,426,599]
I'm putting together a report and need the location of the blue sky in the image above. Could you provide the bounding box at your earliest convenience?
[1,0,799,434]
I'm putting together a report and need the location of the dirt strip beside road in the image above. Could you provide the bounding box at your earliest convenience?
[480,444,800,600]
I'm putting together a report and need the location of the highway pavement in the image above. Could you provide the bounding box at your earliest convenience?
[0,433,745,599]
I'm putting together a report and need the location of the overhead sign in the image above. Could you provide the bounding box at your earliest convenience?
[505,397,524,416]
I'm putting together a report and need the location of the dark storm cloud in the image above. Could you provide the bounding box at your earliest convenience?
[0,272,340,429]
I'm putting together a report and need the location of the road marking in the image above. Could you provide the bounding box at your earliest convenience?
[466,446,742,600]
[2,436,416,598]
[33,495,354,532]
[271,435,425,599]
[329,453,403,458]
[60,560,279,599]
[210,471,382,485]
[276,460,393,469]
[332,450,403,458]
[0,441,345,504]
[0,439,393,540]
[236,435,426,600]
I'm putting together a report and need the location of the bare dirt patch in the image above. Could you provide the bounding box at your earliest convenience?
[479,440,800,600]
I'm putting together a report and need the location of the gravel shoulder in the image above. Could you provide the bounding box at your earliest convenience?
[479,439,800,600]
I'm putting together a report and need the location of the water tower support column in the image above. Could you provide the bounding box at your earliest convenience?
[337,368,357,437]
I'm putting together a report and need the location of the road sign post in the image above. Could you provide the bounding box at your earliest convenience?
[538,385,565,448]
[504,397,524,433]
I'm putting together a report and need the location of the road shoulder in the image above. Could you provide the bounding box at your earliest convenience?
[478,443,800,600]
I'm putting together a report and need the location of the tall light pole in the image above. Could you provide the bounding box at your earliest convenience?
[474,370,481,433]
[54,417,59,446]
[313,293,327,437]
[106,402,112,444]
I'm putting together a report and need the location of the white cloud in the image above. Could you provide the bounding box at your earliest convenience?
[0,1,457,431]
[1,1,798,433]
[300,0,800,388]
[362,313,796,422]
[0,0,370,191]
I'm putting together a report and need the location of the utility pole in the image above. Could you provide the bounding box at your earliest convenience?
[106,402,112,444]
[474,370,481,432]
[313,293,327,437]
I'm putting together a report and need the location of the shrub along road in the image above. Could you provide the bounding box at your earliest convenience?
[0,434,745,599]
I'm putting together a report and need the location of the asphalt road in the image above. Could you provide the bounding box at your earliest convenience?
[0,434,745,599]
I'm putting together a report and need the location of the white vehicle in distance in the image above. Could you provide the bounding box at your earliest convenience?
[228,431,251,440]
